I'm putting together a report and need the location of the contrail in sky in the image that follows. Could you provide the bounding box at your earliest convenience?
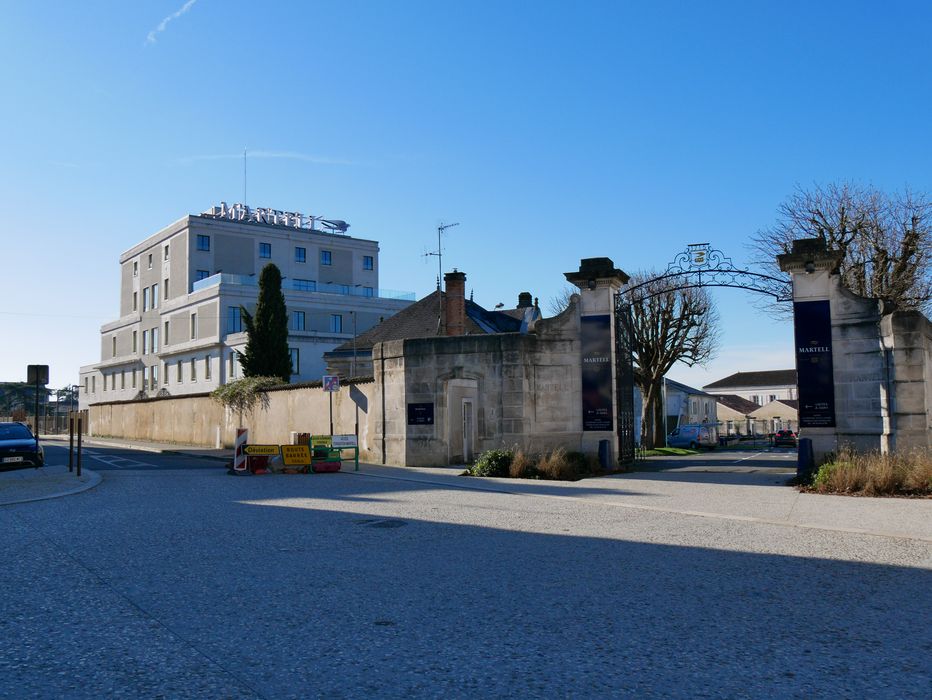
[178,151,357,166]
[146,0,198,45]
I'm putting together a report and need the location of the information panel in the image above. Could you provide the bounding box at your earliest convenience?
[407,403,435,425]
[580,315,613,431]
[793,300,836,428]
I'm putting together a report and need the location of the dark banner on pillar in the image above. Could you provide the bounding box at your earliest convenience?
[581,314,613,431]
[793,300,836,428]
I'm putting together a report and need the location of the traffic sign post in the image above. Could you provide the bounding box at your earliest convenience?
[323,375,340,435]
[27,365,48,450]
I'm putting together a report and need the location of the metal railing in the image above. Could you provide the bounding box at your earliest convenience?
[192,273,414,300]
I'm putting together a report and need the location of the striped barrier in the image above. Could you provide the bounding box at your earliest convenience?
[234,428,248,472]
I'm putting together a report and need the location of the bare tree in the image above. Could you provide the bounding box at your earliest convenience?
[547,285,577,316]
[749,183,932,313]
[625,274,720,448]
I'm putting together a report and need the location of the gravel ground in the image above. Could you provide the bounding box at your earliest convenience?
[1,465,930,699]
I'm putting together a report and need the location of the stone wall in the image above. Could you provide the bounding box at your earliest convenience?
[373,300,585,467]
[88,380,379,461]
[884,310,932,450]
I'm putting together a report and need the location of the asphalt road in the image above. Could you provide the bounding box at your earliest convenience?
[1,449,929,698]
[42,442,227,471]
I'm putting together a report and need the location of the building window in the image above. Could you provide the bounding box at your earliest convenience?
[205,355,211,380]
[196,269,210,281]
[121,371,125,389]
[289,348,299,375]
[330,314,343,333]
[164,321,170,345]
[132,330,138,353]
[363,286,374,297]
[84,377,88,393]
[164,279,169,300]
[291,310,305,331]
[295,247,306,263]
[142,330,149,355]
[143,287,150,312]
[190,313,197,340]
[142,374,148,391]
[133,291,138,312]
[227,306,243,333]
[363,255,373,270]
[769,394,777,403]
[132,370,136,389]
[164,244,170,261]
[112,336,117,357]
[339,284,350,295]
[177,360,183,383]
[103,374,107,391]
[259,242,271,259]
[133,261,138,277]
[152,328,159,353]
[152,284,159,309]
[148,254,153,270]
[191,358,197,382]
[293,279,316,292]
[320,250,332,265]
[229,352,236,378]
[91,376,95,393]
[196,235,210,251]
[151,364,158,388]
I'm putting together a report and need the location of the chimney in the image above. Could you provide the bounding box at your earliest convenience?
[517,292,532,309]
[444,269,466,336]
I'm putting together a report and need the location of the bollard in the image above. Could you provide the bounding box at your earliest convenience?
[76,415,83,478]
[68,412,74,473]
[598,439,611,469]
[797,437,815,484]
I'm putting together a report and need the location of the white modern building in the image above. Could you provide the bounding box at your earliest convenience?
[79,203,414,408]
[702,369,797,406]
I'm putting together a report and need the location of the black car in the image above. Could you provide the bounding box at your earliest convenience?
[0,422,45,468]
[773,429,797,447]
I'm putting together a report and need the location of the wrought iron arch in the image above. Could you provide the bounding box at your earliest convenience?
[613,243,790,467]
[620,243,791,304]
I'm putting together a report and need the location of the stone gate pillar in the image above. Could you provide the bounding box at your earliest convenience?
[778,238,887,463]
[565,258,630,463]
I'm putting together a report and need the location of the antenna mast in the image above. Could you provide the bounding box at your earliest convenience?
[243,147,247,204]
[425,221,459,334]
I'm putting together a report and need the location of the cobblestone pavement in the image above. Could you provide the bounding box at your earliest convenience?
[1,460,930,698]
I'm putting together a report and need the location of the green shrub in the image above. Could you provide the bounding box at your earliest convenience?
[565,451,590,475]
[470,449,513,477]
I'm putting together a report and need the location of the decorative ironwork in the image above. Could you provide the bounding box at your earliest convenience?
[614,305,636,466]
[621,242,791,304]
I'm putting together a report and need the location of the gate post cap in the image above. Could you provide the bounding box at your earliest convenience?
[777,238,843,274]
[565,257,630,289]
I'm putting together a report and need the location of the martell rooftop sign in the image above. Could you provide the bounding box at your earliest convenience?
[201,202,350,234]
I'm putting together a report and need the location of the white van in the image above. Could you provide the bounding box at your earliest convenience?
[667,423,718,449]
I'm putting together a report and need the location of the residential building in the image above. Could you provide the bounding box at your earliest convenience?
[749,399,798,434]
[702,369,797,406]
[714,394,760,436]
[662,379,718,430]
[79,203,413,408]
[325,274,541,378]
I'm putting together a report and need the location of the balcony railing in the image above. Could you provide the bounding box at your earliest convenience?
[192,273,414,300]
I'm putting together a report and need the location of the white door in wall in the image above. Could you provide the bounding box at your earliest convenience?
[462,399,474,463]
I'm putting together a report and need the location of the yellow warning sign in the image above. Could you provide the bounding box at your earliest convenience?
[244,444,280,456]
[281,445,312,466]
[310,435,332,448]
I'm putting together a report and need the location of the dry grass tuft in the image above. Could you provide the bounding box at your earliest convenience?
[812,447,932,496]
[538,447,577,480]
[509,448,535,478]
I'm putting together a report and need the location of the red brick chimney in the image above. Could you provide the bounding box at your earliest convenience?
[444,270,466,336]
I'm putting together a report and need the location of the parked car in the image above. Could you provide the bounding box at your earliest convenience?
[773,429,797,447]
[0,422,44,468]
[667,423,718,449]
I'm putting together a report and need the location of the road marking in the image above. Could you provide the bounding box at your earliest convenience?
[735,451,765,462]
[82,448,157,469]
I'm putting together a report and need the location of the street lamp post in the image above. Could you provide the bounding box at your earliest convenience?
[351,311,357,379]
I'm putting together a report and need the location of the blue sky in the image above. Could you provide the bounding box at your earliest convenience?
[2,1,931,389]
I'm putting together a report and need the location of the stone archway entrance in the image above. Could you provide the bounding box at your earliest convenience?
[614,243,791,465]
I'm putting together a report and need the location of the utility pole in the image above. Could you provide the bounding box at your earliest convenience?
[425,222,459,335]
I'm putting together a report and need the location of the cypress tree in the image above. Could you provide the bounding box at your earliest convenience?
[238,263,292,382]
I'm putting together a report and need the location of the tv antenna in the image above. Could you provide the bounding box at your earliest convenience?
[424,221,459,334]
